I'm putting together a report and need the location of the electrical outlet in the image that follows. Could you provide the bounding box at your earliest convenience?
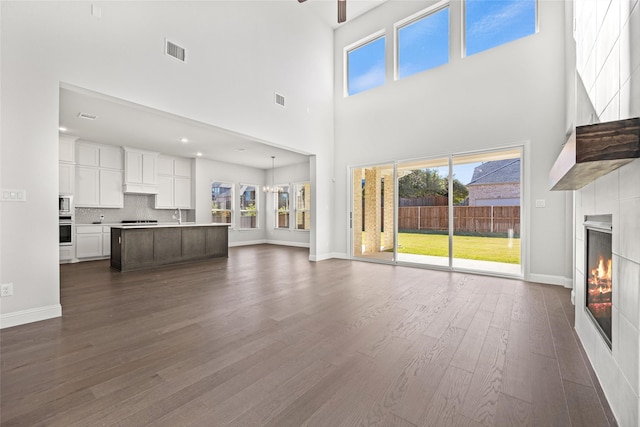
[1,283,14,297]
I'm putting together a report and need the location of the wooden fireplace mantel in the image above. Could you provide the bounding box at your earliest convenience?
[549,117,640,191]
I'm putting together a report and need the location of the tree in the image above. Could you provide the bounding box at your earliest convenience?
[398,169,468,204]
[446,178,469,205]
[398,169,445,198]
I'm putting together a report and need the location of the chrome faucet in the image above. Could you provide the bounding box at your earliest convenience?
[173,208,182,224]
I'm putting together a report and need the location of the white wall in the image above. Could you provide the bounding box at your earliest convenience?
[332,0,570,284]
[573,1,640,425]
[0,1,334,327]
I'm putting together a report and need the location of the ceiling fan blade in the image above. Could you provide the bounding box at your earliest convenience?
[338,0,346,23]
[298,0,307,3]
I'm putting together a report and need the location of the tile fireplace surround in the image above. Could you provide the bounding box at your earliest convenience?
[574,158,640,427]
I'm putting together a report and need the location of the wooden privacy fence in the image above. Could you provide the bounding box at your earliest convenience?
[399,196,448,207]
[398,206,520,234]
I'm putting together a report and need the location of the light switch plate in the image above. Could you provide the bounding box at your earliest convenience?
[1,189,27,202]
[535,199,546,208]
[1,283,13,297]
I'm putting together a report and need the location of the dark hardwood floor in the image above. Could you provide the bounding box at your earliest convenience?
[1,245,616,426]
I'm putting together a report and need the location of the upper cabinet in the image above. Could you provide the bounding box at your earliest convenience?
[59,135,76,164]
[123,147,159,194]
[76,141,123,169]
[155,155,193,209]
[59,136,76,194]
[75,142,123,208]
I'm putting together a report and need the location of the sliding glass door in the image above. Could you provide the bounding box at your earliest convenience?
[351,148,522,276]
[395,157,450,268]
[451,150,521,274]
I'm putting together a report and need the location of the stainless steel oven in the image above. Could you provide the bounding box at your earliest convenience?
[59,215,73,246]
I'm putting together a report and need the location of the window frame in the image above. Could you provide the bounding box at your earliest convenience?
[293,182,311,232]
[238,183,259,230]
[462,0,539,58]
[393,0,450,81]
[343,29,387,97]
[275,184,291,230]
[211,181,234,227]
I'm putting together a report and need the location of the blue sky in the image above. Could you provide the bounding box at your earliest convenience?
[348,37,385,96]
[398,6,449,79]
[466,0,536,56]
[453,162,480,185]
[348,0,536,94]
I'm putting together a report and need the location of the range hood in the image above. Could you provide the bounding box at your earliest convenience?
[549,117,640,191]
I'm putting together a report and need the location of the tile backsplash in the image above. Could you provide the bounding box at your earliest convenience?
[75,194,195,224]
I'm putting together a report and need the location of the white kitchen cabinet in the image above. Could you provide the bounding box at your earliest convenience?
[157,156,174,175]
[59,136,76,195]
[75,166,100,206]
[174,177,192,208]
[76,142,122,169]
[76,143,100,167]
[75,225,113,260]
[100,146,123,170]
[99,169,124,207]
[75,226,103,259]
[74,143,124,208]
[155,155,192,209]
[75,167,123,208]
[60,246,74,262]
[123,148,158,194]
[59,163,75,195]
[59,136,76,163]
[174,157,192,177]
[155,175,174,208]
[76,233,102,258]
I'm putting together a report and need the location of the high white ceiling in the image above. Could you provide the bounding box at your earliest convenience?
[59,85,311,170]
[58,1,388,170]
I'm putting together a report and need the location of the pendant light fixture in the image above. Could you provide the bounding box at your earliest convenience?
[263,156,280,193]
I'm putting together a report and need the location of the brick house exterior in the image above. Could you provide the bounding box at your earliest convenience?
[467,159,520,206]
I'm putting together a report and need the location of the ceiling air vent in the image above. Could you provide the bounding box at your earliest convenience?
[77,112,97,120]
[275,92,285,107]
[166,40,186,62]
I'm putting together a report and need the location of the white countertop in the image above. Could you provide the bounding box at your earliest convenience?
[110,223,230,229]
[76,222,196,227]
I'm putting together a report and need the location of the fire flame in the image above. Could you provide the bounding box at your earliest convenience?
[591,256,612,283]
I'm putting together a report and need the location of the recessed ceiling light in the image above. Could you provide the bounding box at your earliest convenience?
[58,126,67,132]
[196,152,203,157]
[180,138,189,143]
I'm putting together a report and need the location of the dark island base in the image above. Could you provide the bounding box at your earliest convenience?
[111,225,229,272]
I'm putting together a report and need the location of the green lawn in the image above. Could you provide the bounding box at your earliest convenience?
[396,232,520,264]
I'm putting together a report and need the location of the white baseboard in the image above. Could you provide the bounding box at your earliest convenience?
[0,304,62,329]
[228,239,267,247]
[309,253,334,262]
[330,252,349,260]
[265,240,310,248]
[526,273,573,288]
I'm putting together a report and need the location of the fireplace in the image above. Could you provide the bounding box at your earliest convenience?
[584,214,613,349]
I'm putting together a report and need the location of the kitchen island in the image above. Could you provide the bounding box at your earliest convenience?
[110,223,229,272]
